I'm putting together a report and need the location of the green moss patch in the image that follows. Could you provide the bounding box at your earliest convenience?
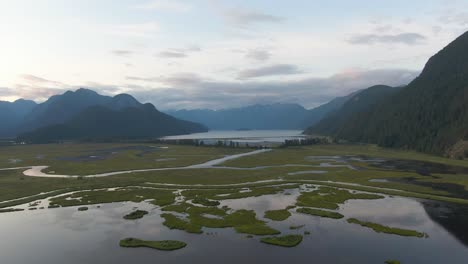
[297,187,383,209]
[347,218,426,238]
[160,213,203,234]
[264,209,291,221]
[120,238,186,251]
[261,235,303,247]
[49,188,175,207]
[192,197,220,206]
[124,210,148,220]
[296,207,344,219]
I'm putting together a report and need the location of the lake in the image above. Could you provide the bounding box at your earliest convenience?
[1,185,468,264]
[161,130,306,145]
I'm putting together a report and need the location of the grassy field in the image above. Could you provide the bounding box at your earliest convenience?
[1,143,468,211]
[0,143,247,175]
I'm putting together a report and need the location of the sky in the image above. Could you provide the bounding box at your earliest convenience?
[0,0,467,110]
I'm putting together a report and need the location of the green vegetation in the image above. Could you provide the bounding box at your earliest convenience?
[289,225,305,230]
[124,210,148,220]
[49,188,175,208]
[347,218,426,238]
[264,209,291,221]
[296,187,383,209]
[0,208,24,213]
[260,235,303,247]
[2,142,468,219]
[385,260,401,264]
[161,213,203,234]
[162,203,192,213]
[160,207,280,236]
[77,206,88,211]
[296,207,344,219]
[119,238,186,251]
[192,197,220,207]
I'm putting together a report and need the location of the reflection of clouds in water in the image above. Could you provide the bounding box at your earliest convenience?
[2,189,468,263]
[341,197,429,228]
[220,189,300,214]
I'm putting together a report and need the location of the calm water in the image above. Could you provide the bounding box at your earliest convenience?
[161,130,305,143]
[1,187,468,264]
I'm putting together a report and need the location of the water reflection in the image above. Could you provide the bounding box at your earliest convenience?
[1,189,468,264]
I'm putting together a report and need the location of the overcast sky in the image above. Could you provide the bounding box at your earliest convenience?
[0,0,467,109]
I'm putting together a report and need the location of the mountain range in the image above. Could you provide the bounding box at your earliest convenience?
[4,88,207,142]
[3,31,468,156]
[166,93,353,131]
[306,31,468,157]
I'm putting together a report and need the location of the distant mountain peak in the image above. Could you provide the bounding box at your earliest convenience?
[108,93,141,110]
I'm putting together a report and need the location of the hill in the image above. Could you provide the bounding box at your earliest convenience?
[306,31,468,156]
[0,99,37,137]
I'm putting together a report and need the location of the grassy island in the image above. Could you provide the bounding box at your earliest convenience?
[124,210,148,220]
[261,235,303,247]
[347,218,426,238]
[264,209,291,221]
[296,207,344,219]
[120,238,187,251]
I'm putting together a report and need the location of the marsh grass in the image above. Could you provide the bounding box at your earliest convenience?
[296,207,344,219]
[347,218,426,238]
[0,208,24,213]
[260,235,303,247]
[119,238,186,251]
[264,209,291,221]
[124,210,148,220]
[296,187,383,209]
[49,188,175,207]
[192,197,220,207]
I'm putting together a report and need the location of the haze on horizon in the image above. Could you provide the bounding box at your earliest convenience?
[0,0,467,110]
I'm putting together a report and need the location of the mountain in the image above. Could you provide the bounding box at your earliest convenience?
[306,31,468,156]
[0,99,37,137]
[301,92,358,127]
[18,103,207,143]
[305,85,401,136]
[19,88,141,133]
[166,100,353,131]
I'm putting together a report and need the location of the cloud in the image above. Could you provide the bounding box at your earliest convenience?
[245,49,271,62]
[157,51,188,58]
[224,8,285,27]
[237,64,302,79]
[134,0,191,12]
[348,33,427,45]
[112,50,133,56]
[0,86,67,102]
[127,72,203,86]
[126,68,419,110]
[109,22,160,38]
[156,45,201,59]
[440,11,468,26]
[20,74,68,87]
